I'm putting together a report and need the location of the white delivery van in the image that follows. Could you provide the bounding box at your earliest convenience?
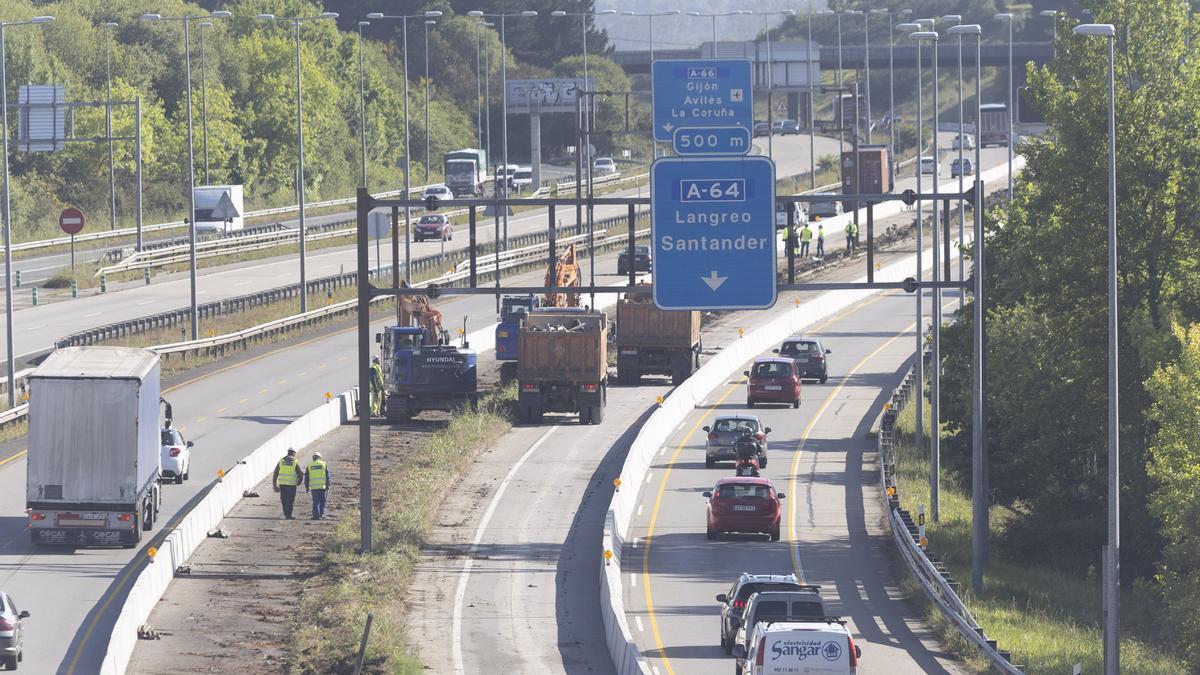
[192,184,244,233]
[734,620,861,675]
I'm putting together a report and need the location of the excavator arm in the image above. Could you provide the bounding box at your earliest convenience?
[543,243,581,307]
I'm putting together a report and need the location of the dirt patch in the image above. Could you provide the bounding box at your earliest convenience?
[126,422,429,674]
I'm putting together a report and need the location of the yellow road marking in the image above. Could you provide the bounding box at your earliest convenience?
[0,450,26,469]
[195,417,206,423]
[259,389,269,395]
[297,371,307,377]
[640,294,888,673]
[238,398,249,404]
[215,407,227,414]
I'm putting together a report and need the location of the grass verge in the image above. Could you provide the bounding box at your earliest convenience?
[891,393,1183,674]
[291,384,516,672]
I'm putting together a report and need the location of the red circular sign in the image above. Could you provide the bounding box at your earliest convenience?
[59,207,85,236]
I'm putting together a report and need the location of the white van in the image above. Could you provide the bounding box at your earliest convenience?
[919,156,937,175]
[734,620,861,675]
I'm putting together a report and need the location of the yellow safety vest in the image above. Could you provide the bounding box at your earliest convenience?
[370,363,384,390]
[276,457,302,486]
[308,460,328,490]
[800,227,813,242]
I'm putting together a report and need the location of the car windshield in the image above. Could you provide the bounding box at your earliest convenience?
[753,361,791,378]
[161,430,181,446]
[717,483,772,499]
[419,215,442,224]
[515,171,531,180]
[714,418,759,434]
[752,599,824,622]
[635,246,650,255]
[780,341,820,355]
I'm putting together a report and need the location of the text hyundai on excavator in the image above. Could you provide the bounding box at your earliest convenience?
[376,290,478,422]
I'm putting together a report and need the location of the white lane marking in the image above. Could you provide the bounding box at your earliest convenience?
[84,311,102,317]
[25,324,43,331]
[137,300,153,306]
[644,471,653,484]
[637,505,643,517]
[635,616,644,632]
[451,426,559,675]
[629,573,637,588]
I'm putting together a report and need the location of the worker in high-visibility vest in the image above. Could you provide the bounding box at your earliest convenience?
[305,452,331,520]
[845,221,859,254]
[369,357,385,416]
[799,223,813,258]
[816,223,826,258]
[272,448,304,519]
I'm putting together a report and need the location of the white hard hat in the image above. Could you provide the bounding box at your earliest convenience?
[312,451,322,460]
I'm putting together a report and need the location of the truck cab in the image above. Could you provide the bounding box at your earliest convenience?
[497,295,539,382]
[378,326,478,422]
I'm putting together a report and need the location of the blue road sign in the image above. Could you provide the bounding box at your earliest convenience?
[671,125,752,156]
[651,156,777,310]
[652,59,753,142]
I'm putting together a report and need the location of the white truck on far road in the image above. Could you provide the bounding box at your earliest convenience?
[26,347,163,548]
[193,184,244,233]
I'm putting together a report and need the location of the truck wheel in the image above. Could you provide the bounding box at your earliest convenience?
[499,362,518,383]
[590,404,604,425]
[175,472,184,485]
[469,394,479,412]
[579,407,591,425]
[143,503,154,531]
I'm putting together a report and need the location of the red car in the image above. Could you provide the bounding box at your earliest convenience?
[744,357,801,408]
[704,477,786,541]
[414,214,453,241]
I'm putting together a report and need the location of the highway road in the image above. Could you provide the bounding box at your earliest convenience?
[0,134,1002,672]
[622,291,965,674]
[0,133,844,368]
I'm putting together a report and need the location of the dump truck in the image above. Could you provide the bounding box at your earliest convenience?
[378,325,478,423]
[496,294,540,382]
[517,308,607,424]
[26,346,163,547]
[615,288,701,386]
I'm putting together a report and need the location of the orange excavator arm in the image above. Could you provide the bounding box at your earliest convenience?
[543,243,581,307]
[398,295,447,344]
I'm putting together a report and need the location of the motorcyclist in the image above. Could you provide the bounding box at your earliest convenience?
[734,433,762,477]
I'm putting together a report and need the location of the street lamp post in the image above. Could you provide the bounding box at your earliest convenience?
[198,21,212,185]
[1074,23,1119,675]
[1041,10,1058,59]
[102,21,118,230]
[468,10,539,250]
[423,18,436,185]
[474,20,482,149]
[141,10,231,340]
[1,14,54,408]
[807,4,816,189]
[889,11,912,174]
[897,20,922,474]
[358,20,369,188]
[995,13,1015,197]
[366,10,445,280]
[623,10,679,160]
[912,29,941,522]
[257,11,339,315]
[941,14,963,308]
[948,20,985,595]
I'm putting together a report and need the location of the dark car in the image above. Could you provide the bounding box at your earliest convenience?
[703,415,770,468]
[775,336,831,383]
[745,357,801,408]
[951,157,974,178]
[704,477,786,540]
[617,245,652,275]
[0,591,29,670]
[781,119,801,135]
[732,589,827,671]
[754,121,770,137]
[716,573,808,653]
[414,214,453,242]
[808,199,843,220]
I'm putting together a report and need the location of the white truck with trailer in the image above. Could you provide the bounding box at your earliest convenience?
[26,347,163,548]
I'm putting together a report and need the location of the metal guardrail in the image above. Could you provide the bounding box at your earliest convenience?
[876,352,1024,674]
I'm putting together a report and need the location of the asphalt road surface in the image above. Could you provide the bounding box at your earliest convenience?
[622,291,965,675]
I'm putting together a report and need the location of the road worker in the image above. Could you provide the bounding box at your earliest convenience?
[272,448,304,519]
[305,451,331,520]
[369,356,385,417]
[799,223,813,258]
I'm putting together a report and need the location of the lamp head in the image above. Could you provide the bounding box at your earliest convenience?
[320,12,339,20]
[467,10,484,18]
[425,11,443,18]
[941,14,962,24]
[910,30,939,41]
[895,22,920,31]
[102,21,119,28]
[1040,10,1058,17]
[598,9,617,15]
[521,10,538,17]
[947,24,982,36]
[551,11,566,17]
[140,13,162,22]
[198,22,212,28]
[366,13,383,20]
[994,12,1014,21]
[1074,23,1116,38]
[211,11,231,19]
[256,13,275,21]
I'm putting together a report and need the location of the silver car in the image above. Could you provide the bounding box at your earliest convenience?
[703,415,770,468]
[0,591,28,670]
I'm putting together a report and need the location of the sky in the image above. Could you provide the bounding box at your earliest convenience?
[594,0,828,52]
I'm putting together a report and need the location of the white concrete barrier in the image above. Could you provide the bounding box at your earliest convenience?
[594,156,1028,672]
[99,389,359,674]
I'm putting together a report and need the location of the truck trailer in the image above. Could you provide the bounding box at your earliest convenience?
[614,299,701,386]
[517,309,608,424]
[443,148,489,197]
[26,347,162,548]
[192,184,244,233]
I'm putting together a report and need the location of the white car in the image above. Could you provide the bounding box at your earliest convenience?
[422,184,454,200]
[512,167,533,191]
[160,427,193,484]
[919,156,937,175]
[735,620,861,675]
[592,157,617,175]
[951,133,976,150]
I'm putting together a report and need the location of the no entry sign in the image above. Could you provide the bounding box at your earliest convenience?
[59,207,85,236]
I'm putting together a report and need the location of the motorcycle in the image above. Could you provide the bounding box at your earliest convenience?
[734,435,762,477]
